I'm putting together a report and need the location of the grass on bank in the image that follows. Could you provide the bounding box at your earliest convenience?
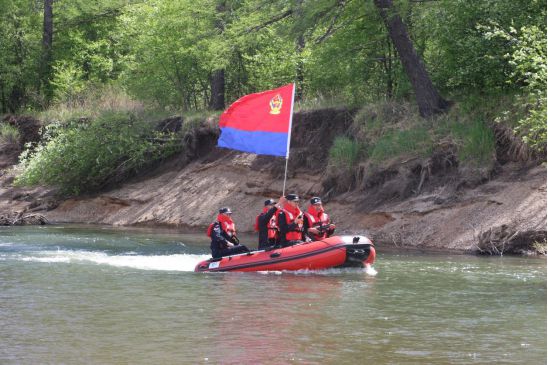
[0,124,20,149]
[327,95,521,170]
[329,136,363,168]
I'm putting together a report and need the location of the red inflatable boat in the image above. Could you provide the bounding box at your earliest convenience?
[194,235,376,272]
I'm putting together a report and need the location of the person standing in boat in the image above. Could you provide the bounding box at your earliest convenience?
[303,197,336,242]
[207,207,250,258]
[277,194,305,247]
[255,197,284,250]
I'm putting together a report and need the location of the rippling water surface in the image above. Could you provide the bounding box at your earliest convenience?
[0,225,545,364]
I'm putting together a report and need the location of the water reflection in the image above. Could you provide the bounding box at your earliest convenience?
[205,272,376,364]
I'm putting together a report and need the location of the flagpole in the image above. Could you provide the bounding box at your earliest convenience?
[282,83,296,196]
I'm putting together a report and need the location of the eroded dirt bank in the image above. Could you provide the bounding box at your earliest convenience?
[0,110,545,254]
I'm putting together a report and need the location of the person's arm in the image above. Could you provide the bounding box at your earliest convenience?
[288,220,300,231]
[212,224,233,248]
[303,214,319,235]
[258,206,276,227]
[265,206,277,221]
[279,211,302,233]
[325,214,335,235]
[278,210,289,243]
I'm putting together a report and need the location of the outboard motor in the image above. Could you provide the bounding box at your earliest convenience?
[338,235,376,268]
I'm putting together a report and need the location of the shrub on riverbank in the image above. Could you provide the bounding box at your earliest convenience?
[0,124,20,151]
[15,112,182,195]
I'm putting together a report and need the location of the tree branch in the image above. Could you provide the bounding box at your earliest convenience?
[245,9,293,33]
[314,0,347,44]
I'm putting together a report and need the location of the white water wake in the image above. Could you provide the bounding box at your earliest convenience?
[18,250,209,272]
[9,250,378,275]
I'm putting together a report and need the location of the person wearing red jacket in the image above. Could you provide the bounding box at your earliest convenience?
[303,197,335,241]
[277,194,304,247]
[207,207,249,258]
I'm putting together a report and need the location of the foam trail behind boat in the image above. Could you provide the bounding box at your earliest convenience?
[16,250,209,272]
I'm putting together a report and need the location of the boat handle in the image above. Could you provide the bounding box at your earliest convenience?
[270,252,281,258]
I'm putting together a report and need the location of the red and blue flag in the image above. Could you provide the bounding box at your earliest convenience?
[217,83,295,157]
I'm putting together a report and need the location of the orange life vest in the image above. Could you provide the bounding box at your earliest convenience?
[278,206,303,241]
[207,214,236,238]
[304,207,331,240]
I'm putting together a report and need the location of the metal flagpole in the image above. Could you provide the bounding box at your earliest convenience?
[282,83,296,196]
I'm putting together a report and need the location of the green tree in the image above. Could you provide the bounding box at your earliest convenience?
[0,0,41,112]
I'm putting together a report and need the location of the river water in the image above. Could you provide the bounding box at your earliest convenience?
[0,225,545,364]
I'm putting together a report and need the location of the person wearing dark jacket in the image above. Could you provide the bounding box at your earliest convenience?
[277,194,304,247]
[208,207,249,258]
[255,197,285,249]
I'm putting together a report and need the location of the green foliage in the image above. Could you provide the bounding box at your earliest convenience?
[0,0,42,111]
[347,101,497,166]
[0,0,545,129]
[449,119,495,165]
[329,136,362,168]
[0,123,20,148]
[421,0,545,94]
[486,25,547,151]
[331,102,433,165]
[369,128,432,163]
[15,112,181,195]
[50,61,86,104]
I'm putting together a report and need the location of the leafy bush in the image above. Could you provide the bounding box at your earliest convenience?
[16,112,181,195]
[485,25,547,151]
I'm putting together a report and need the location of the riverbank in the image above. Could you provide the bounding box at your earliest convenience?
[0,109,546,255]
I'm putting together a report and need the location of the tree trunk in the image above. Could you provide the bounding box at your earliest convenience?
[210,69,225,110]
[41,0,54,103]
[209,1,226,110]
[374,0,449,117]
[294,0,305,101]
[0,79,6,113]
[382,34,394,99]
[295,34,305,101]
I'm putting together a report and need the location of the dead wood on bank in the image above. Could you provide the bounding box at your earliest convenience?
[475,224,547,255]
[0,212,49,226]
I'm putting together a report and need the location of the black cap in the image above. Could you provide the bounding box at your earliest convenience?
[310,197,322,205]
[264,199,276,206]
[285,194,300,201]
[219,207,232,214]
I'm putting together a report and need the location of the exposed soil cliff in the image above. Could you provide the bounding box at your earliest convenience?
[0,110,545,254]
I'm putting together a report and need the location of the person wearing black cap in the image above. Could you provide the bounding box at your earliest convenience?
[207,207,250,258]
[303,197,336,241]
[255,196,286,249]
[276,194,305,247]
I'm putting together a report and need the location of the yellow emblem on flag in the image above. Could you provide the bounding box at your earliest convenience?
[269,94,283,115]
